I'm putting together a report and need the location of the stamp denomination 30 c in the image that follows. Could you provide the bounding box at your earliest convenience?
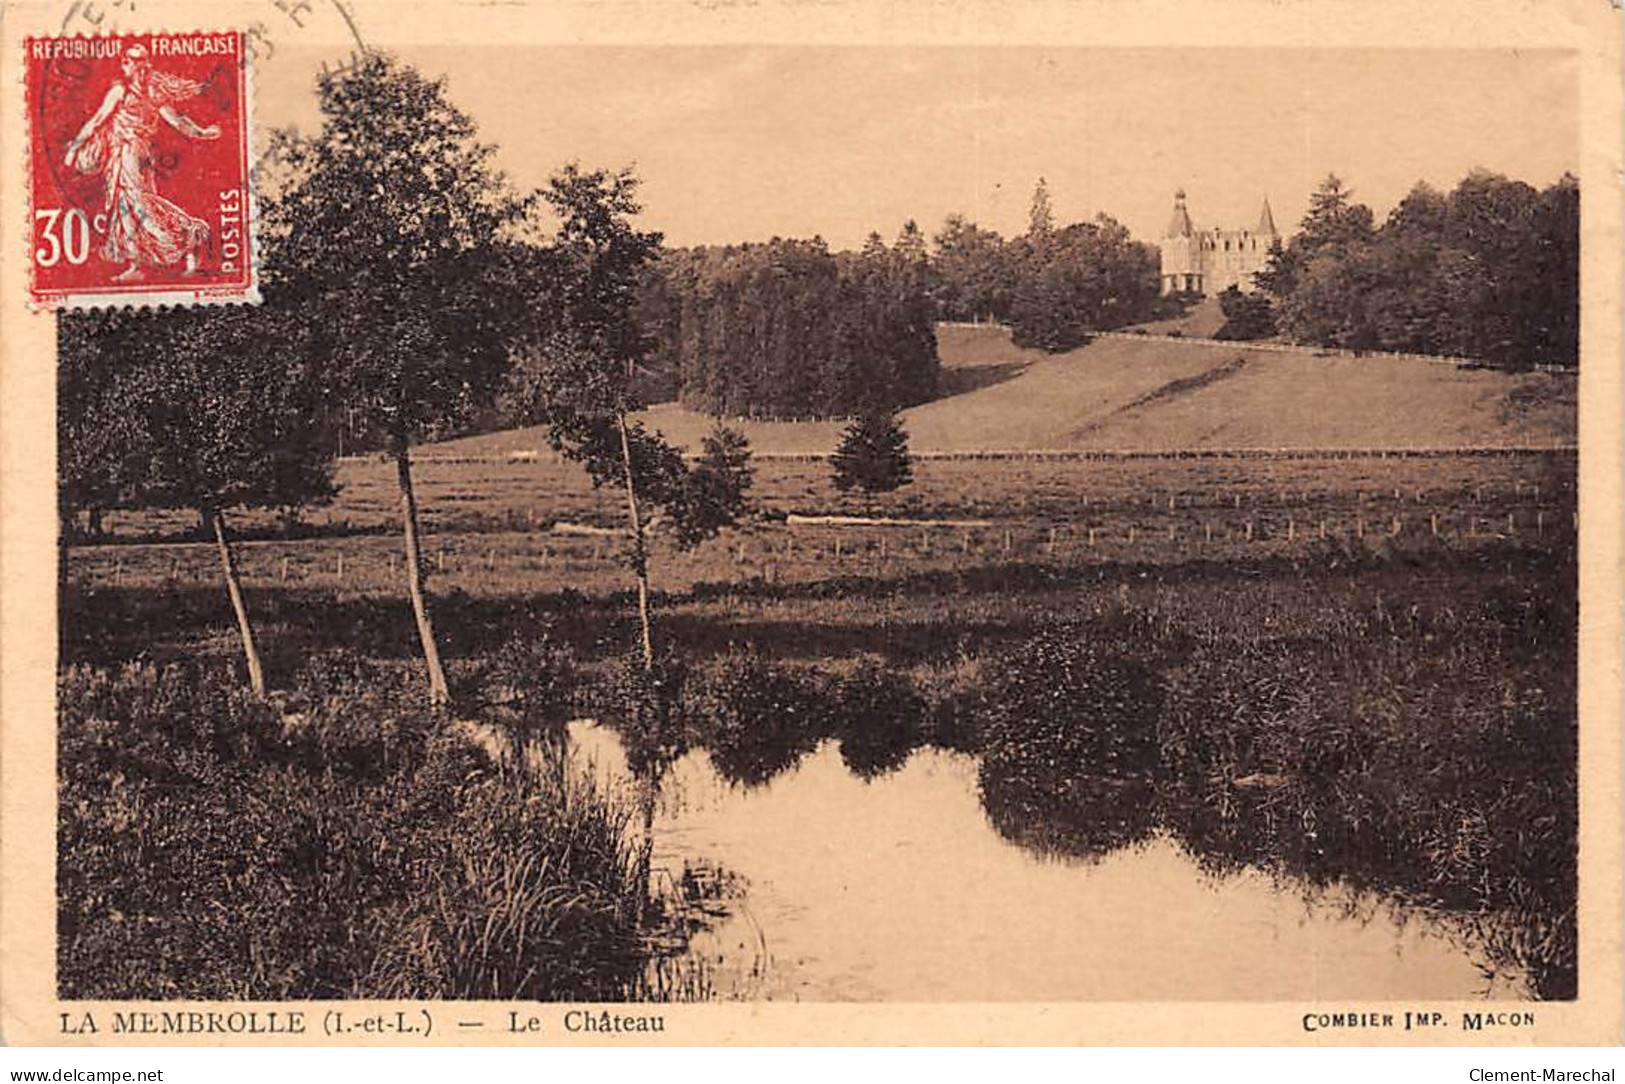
[25,30,256,309]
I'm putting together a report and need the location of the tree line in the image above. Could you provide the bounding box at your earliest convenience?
[630,177,1165,420]
[1228,171,1579,368]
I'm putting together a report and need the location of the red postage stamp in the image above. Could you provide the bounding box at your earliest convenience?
[24,31,256,308]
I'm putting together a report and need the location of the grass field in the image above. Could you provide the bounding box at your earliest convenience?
[440,323,1576,458]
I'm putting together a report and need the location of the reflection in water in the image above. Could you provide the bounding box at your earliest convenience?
[571,723,1520,1002]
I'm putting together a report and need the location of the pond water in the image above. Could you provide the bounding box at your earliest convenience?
[569,722,1519,1002]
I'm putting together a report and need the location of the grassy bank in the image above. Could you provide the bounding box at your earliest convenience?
[57,654,656,1001]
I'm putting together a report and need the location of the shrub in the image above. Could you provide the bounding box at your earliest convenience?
[681,650,824,787]
[971,626,1165,859]
[280,650,439,779]
[831,659,927,780]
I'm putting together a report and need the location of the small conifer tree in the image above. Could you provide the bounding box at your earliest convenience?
[831,408,914,499]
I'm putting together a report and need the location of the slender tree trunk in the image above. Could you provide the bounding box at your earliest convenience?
[615,407,660,920]
[616,410,654,670]
[208,506,266,698]
[394,440,450,706]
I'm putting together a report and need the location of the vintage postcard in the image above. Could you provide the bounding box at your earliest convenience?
[0,0,1619,1048]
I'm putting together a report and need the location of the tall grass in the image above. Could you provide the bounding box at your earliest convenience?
[58,657,654,1001]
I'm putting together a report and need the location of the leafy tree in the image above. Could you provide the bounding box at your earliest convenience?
[932,214,1009,322]
[265,53,532,705]
[1214,285,1276,341]
[666,424,754,548]
[58,303,337,696]
[1007,215,1160,351]
[1298,174,1375,250]
[894,219,929,263]
[831,408,914,499]
[58,313,149,546]
[640,234,939,419]
[514,165,748,669]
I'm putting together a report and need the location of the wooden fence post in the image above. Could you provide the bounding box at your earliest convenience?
[1204,523,1212,544]
[337,553,345,581]
[1430,514,1438,536]
[281,556,290,582]
[1244,521,1253,542]
[1537,510,1545,537]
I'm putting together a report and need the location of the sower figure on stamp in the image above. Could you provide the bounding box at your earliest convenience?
[62,43,220,281]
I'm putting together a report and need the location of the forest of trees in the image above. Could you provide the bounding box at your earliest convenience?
[1245,171,1580,368]
[635,227,939,420]
[634,179,1163,418]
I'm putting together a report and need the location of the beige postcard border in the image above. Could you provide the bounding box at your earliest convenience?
[1,0,1620,1047]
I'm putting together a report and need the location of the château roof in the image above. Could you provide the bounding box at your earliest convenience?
[1165,189,1194,238]
[1257,195,1278,236]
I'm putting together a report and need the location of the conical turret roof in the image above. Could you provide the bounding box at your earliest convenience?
[1165,189,1194,238]
[1257,195,1278,236]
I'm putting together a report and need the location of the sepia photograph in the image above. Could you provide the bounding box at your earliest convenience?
[1,0,1620,1052]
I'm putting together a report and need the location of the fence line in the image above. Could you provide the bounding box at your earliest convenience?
[941,320,1580,375]
[73,504,1575,589]
[388,443,1577,468]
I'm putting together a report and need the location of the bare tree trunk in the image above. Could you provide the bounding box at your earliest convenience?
[394,441,450,706]
[209,506,266,698]
[616,411,654,670]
